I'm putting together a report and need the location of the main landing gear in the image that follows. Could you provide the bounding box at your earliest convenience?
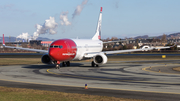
[55,61,71,69]
[62,61,70,67]
[91,61,99,67]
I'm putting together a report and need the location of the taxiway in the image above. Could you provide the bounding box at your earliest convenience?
[0,60,180,101]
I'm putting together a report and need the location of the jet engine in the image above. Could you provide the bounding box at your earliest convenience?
[93,53,108,64]
[41,54,53,64]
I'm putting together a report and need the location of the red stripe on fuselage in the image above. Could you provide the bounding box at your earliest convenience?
[49,39,77,62]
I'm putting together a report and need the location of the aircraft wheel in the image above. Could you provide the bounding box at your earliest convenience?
[56,64,59,69]
[96,64,99,67]
[62,62,66,67]
[91,61,95,67]
[66,61,70,66]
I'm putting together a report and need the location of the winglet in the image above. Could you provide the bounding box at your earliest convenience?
[170,42,177,48]
[92,7,102,40]
[3,34,5,46]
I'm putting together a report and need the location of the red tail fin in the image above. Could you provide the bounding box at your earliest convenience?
[3,34,5,46]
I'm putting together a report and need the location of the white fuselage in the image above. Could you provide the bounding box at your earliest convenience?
[71,39,103,60]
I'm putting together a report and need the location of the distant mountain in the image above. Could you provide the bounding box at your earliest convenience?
[36,37,55,41]
[0,36,55,42]
[166,32,180,39]
[154,32,180,39]
[134,35,149,39]
[133,32,180,39]
[1,32,180,43]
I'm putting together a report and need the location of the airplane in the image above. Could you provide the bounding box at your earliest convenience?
[2,7,171,68]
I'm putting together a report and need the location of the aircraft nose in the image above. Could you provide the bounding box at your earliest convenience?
[49,48,58,60]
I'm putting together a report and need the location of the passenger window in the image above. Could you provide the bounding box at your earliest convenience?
[59,45,63,49]
[50,46,53,48]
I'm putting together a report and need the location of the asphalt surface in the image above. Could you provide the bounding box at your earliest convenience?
[0,60,180,101]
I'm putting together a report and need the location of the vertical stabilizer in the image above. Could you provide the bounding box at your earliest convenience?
[92,7,102,40]
[3,34,5,46]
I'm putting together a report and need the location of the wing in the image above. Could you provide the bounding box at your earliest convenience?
[2,34,48,53]
[103,41,120,44]
[4,45,48,53]
[103,47,170,54]
[84,46,170,58]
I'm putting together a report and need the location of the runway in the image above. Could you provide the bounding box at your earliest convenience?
[0,60,180,101]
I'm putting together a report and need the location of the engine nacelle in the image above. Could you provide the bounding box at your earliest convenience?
[41,54,53,64]
[93,53,108,65]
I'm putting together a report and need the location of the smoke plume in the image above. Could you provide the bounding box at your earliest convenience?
[72,0,88,19]
[33,16,58,40]
[115,1,119,8]
[16,32,29,41]
[60,11,71,26]
[17,0,89,40]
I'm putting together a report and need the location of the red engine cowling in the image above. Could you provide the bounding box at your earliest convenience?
[41,54,53,64]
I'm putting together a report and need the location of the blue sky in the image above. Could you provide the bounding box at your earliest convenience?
[1,0,180,40]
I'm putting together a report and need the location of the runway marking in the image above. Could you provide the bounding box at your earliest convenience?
[1,78,180,95]
[1,61,180,96]
[142,64,180,75]
[1,63,180,95]
[47,68,180,85]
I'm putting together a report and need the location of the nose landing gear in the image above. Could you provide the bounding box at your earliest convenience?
[55,61,60,69]
[56,64,60,69]
[55,61,71,69]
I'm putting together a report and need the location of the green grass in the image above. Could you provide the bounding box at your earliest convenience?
[0,58,41,65]
[0,86,149,101]
[1,55,180,65]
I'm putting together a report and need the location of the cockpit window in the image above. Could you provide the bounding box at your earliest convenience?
[50,45,63,49]
[59,45,63,49]
[54,46,58,48]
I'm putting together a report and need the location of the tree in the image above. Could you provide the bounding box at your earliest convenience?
[123,45,127,50]
[126,44,134,49]
[135,39,140,48]
[110,37,118,41]
[161,34,167,43]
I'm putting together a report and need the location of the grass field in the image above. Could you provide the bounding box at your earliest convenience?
[1,55,180,65]
[0,86,150,101]
[0,54,179,101]
[0,58,41,65]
